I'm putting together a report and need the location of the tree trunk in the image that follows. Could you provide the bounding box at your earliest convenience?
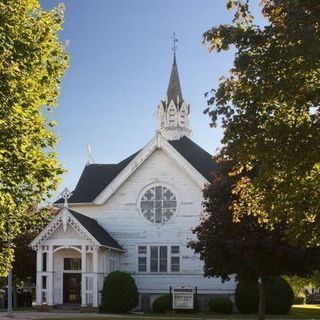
[258,277,266,320]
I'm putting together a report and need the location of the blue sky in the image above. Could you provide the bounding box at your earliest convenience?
[40,0,264,201]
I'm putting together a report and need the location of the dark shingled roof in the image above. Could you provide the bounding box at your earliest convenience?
[169,136,215,182]
[55,136,215,205]
[167,55,183,103]
[55,151,139,204]
[69,209,123,250]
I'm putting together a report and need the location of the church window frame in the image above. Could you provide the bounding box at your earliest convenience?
[138,246,147,272]
[137,245,181,274]
[138,183,179,225]
[63,257,81,271]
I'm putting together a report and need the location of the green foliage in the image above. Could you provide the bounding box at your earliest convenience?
[152,294,171,313]
[0,0,68,276]
[266,277,294,314]
[208,297,233,314]
[100,271,139,313]
[235,280,259,313]
[235,277,294,315]
[189,160,320,282]
[189,159,320,320]
[13,206,57,284]
[203,0,320,245]
[286,273,320,298]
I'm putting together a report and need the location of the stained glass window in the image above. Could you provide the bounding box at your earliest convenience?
[140,186,177,224]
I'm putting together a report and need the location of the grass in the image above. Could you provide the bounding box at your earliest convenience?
[5,305,320,320]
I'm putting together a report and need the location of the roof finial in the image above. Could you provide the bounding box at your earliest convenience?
[87,143,95,165]
[60,187,72,208]
[172,32,178,58]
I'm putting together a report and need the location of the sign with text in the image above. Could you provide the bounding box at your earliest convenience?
[172,287,194,309]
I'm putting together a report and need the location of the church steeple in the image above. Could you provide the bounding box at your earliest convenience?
[166,54,183,104]
[157,34,192,141]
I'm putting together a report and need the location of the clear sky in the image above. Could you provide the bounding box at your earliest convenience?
[40,0,263,201]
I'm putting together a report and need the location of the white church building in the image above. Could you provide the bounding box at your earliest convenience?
[31,53,236,310]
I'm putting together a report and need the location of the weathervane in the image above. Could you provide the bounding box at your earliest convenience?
[60,187,72,208]
[172,32,178,56]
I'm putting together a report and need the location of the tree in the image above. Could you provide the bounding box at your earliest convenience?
[189,159,320,320]
[0,0,68,276]
[203,0,320,244]
[12,206,58,286]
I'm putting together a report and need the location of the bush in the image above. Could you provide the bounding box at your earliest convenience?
[152,294,171,313]
[235,280,259,313]
[100,271,139,313]
[266,277,294,314]
[235,277,294,315]
[294,296,304,304]
[208,297,233,314]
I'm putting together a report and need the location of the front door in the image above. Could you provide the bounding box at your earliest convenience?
[63,273,81,304]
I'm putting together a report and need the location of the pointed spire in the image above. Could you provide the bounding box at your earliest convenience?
[167,33,183,104]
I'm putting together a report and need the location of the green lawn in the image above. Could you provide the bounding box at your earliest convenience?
[34,305,320,320]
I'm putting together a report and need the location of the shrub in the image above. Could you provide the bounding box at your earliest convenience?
[294,296,304,304]
[208,297,233,314]
[100,271,139,313]
[266,277,294,314]
[152,294,171,313]
[235,276,294,315]
[235,280,259,313]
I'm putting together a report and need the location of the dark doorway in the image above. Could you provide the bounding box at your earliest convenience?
[63,273,81,304]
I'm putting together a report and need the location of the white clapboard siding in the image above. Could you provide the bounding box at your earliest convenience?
[71,149,236,294]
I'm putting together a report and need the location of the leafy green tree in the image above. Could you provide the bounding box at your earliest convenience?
[0,0,68,276]
[12,206,58,286]
[204,0,320,244]
[189,159,320,320]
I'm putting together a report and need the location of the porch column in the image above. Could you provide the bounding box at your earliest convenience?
[36,246,43,305]
[92,247,99,307]
[47,245,54,306]
[81,245,87,307]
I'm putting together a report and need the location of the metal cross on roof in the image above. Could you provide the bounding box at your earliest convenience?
[60,187,72,208]
[172,32,178,55]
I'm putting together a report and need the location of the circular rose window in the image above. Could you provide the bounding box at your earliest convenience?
[140,185,177,224]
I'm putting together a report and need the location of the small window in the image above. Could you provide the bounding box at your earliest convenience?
[171,246,180,254]
[42,276,47,289]
[138,246,147,254]
[171,245,180,272]
[138,246,147,273]
[171,256,180,272]
[150,246,159,272]
[42,252,47,272]
[159,246,168,272]
[64,258,81,271]
[138,257,147,272]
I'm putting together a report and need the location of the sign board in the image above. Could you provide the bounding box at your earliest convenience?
[172,287,194,310]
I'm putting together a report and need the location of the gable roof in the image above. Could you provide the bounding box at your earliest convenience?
[55,151,139,204]
[55,135,215,205]
[169,136,215,182]
[30,207,123,251]
[69,210,123,250]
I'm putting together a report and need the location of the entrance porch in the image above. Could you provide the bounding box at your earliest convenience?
[36,244,100,307]
[31,208,124,308]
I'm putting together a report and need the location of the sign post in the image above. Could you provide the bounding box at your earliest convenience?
[172,287,194,310]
